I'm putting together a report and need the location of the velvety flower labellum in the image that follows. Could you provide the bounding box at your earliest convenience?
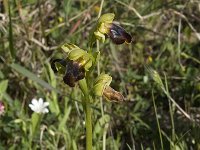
[63,60,85,87]
[51,59,85,87]
[63,72,76,87]
[108,23,132,45]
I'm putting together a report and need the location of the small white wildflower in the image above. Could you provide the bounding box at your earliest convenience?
[29,98,49,114]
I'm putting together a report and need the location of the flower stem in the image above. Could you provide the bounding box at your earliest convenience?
[30,113,42,148]
[85,96,92,150]
[79,79,92,150]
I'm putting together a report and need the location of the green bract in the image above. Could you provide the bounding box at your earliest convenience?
[93,73,112,97]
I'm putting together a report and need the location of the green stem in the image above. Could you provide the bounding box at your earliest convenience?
[164,74,175,148]
[152,91,164,150]
[85,96,92,150]
[30,113,42,148]
[79,79,92,150]
[96,0,104,75]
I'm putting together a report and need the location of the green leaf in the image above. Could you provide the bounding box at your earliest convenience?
[0,80,8,94]
[31,113,41,137]
[46,63,60,115]
[0,71,4,79]
[93,114,110,137]
[72,140,78,150]
[58,106,72,131]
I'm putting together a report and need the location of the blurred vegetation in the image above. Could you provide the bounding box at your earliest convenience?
[0,0,200,149]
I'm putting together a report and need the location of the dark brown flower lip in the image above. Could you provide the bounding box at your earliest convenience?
[63,61,85,87]
[63,73,76,87]
[51,59,86,87]
[108,23,132,45]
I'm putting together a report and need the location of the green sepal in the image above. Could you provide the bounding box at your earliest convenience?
[93,13,115,43]
[61,43,94,71]
[93,73,112,96]
[61,43,80,54]
[98,23,111,34]
[98,13,115,24]
[68,49,86,60]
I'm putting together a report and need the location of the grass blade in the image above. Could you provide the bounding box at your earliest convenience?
[152,91,164,150]
[10,63,60,93]
[8,1,15,59]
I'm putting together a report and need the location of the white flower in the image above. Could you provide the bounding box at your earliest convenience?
[29,98,49,114]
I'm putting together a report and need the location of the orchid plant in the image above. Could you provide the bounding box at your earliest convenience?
[51,13,131,150]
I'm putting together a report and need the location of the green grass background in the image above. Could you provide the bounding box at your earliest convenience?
[0,0,200,149]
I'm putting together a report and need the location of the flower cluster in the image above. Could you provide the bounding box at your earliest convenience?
[51,13,131,102]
